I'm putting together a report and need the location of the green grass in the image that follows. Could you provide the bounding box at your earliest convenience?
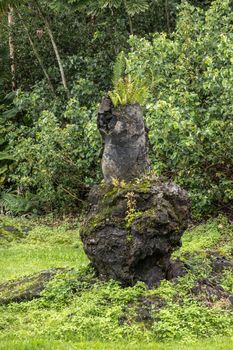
[0,244,87,283]
[176,215,231,256]
[0,215,88,283]
[0,215,232,348]
[1,337,233,350]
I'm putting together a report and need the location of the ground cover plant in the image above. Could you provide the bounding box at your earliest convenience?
[0,214,232,348]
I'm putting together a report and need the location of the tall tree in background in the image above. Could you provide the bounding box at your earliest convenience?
[17,10,56,95]
[79,0,149,35]
[34,0,68,92]
[0,45,8,91]
[7,6,16,90]
[0,0,68,93]
[121,0,149,34]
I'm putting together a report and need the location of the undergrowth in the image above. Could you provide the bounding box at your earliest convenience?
[0,215,232,346]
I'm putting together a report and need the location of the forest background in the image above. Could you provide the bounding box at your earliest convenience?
[0,0,232,219]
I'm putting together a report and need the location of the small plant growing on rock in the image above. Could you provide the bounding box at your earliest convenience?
[111,177,127,189]
[125,191,137,229]
[109,51,149,107]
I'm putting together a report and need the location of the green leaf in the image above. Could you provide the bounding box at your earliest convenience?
[1,107,19,120]
[112,51,126,87]
[0,164,8,174]
[124,0,149,16]
[0,151,15,161]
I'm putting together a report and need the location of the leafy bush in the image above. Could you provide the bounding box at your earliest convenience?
[126,0,233,215]
[0,91,22,214]
[4,93,101,214]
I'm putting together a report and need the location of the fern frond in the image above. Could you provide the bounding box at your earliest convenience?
[0,192,33,214]
[112,51,126,87]
[109,91,121,107]
[108,75,148,107]
[98,0,122,9]
[124,0,149,16]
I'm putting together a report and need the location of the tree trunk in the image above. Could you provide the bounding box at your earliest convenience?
[8,6,16,90]
[81,99,191,287]
[123,0,134,35]
[128,15,133,35]
[17,10,56,96]
[98,98,149,183]
[165,0,171,35]
[34,0,68,93]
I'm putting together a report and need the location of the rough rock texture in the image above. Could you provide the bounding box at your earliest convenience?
[98,97,149,184]
[80,175,190,287]
[211,255,233,274]
[0,268,65,305]
[191,278,233,309]
[0,223,32,245]
[119,295,166,325]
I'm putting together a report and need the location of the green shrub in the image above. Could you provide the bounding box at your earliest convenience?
[126,0,233,215]
[5,94,101,213]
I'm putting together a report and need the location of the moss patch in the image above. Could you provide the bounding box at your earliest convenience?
[0,268,65,305]
[81,174,162,238]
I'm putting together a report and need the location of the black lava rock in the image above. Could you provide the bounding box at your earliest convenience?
[98,97,150,184]
[80,175,190,287]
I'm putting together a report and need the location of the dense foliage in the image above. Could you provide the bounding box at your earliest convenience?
[126,0,233,215]
[5,95,100,213]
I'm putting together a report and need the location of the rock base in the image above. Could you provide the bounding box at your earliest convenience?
[80,175,191,287]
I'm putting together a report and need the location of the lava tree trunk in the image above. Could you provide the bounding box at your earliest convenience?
[80,98,191,287]
[98,97,150,184]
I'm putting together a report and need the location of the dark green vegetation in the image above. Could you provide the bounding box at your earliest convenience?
[0,0,232,348]
[0,215,233,348]
[0,0,232,216]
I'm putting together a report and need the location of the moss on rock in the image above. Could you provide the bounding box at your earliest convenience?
[0,226,24,245]
[0,268,65,305]
[80,174,190,287]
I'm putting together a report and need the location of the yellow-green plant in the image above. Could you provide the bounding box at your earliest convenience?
[109,75,149,107]
[109,51,149,107]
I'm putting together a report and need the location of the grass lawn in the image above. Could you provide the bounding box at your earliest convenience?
[0,215,232,349]
[1,337,233,350]
[0,244,88,283]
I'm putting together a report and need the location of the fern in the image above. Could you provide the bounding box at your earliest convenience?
[109,75,148,107]
[124,0,149,16]
[98,0,122,9]
[112,51,126,87]
[0,192,34,214]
